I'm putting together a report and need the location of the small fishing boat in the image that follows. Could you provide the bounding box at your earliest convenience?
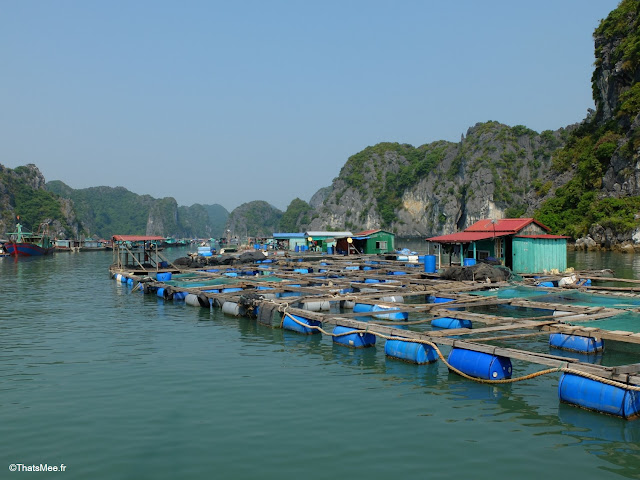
[5,221,55,257]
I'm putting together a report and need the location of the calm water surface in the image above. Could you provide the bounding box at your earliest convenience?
[1,249,640,479]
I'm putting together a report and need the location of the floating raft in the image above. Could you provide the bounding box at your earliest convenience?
[110,253,640,420]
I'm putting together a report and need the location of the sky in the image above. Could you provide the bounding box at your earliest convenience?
[0,1,621,212]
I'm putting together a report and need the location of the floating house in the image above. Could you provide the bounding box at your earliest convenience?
[272,233,307,251]
[304,231,353,253]
[334,229,395,255]
[426,218,569,274]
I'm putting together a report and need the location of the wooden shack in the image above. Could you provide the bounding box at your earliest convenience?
[426,218,569,273]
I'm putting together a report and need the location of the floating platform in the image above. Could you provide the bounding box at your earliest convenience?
[110,252,640,420]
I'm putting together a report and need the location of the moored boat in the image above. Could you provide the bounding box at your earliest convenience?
[5,221,55,257]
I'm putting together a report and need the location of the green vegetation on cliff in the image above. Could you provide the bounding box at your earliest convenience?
[226,201,283,238]
[47,182,154,237]
[535,0,640,239]
[0,166,73,234]
[280,198,312,232]
[46,181,229,239]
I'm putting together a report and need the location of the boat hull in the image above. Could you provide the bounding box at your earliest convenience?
[5,242,55,257]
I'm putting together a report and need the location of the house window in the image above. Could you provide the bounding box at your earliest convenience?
[376,241,387,250]
[477,250,490,260]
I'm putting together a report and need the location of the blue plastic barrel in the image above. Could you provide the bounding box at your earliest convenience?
[447,348,512,380]
[424,255,436,273]
[431,317,472,329]
[294,245,300,252]
[385,339,438,364]
[172,291,187,301]
[156,272,172,282]
[282,314,322,334]
[558,373,640,419]
[550,333,604,353]
[372,304,408,321]
[332,326,376,348]
[427,295,455,303]
[353,303,374,313]
[463,258,476,266]
[327,246,334,254]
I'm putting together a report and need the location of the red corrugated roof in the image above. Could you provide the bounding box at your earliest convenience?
[112,235,165,242]
[465,218,550,233]
[426,231,512,243]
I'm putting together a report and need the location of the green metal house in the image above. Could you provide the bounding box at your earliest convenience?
[426,218,569,274]
[332,229,395,255]
[353,229,395,254]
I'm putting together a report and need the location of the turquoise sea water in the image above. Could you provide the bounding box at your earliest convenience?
[1,249,640,479]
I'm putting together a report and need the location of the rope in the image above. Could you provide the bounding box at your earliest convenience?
[282,314,640,391]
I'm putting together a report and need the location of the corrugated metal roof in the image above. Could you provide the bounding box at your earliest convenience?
[515,234,570,239]
[272,233,306,238]
[305,231,353,238]
[426,231,512,243]
[465,218,550,233]
[354,229,381,236]
[112,235,165,241]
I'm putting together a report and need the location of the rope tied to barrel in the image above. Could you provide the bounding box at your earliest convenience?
[282,315,640,391]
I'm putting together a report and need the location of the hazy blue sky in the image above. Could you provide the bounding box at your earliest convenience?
[1,1,620,211]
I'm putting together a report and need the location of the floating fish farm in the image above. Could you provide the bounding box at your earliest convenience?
[110,246,640,420]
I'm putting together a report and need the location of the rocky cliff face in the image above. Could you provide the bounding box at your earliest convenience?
[595,3,640,197]
[308,124,566,236]
[0,164,79,237]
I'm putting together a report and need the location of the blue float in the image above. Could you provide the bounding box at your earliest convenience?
[156,272,172,282]
[447,348,512,380]
[372,304,408,321]
[156,287,165,299]
[332,326,376,348]
[424,255,437,273]
[558,373,640,419]
[385,339,438,364]
[353,303,374,313]
[282,314,322,334]
[549,333,604,354]
[431,317,472,329]
[427,295,455,303]
[172,291,187,301]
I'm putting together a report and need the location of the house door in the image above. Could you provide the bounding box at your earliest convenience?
[504,238,513,269]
